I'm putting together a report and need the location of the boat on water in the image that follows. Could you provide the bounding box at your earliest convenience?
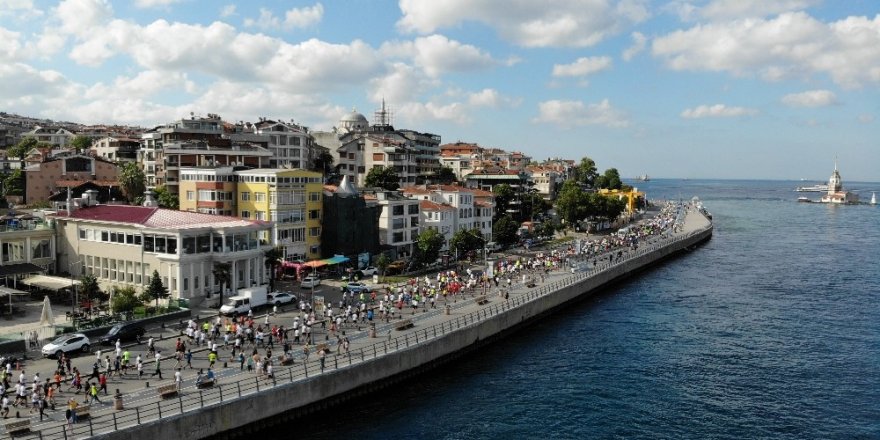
[795,183,829,192]
[636,174,650,181]
[797,196,812,203]
[872,192,877,205]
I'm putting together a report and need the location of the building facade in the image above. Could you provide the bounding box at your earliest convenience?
[24,154,119,205]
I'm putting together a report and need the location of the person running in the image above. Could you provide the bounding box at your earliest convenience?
[151,356,163,379]
[174,368,182,391]
[185,349,193,370]
[88,382,101,404]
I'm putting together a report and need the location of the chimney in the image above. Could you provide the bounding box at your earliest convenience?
[84,189,98,206]
[66,188,74,215]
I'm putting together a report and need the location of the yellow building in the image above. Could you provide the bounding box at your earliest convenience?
[235,169,323,261]
[598,188,645,213]
[179,167,238,216]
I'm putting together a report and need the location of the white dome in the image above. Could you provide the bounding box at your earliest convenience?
[339,108,369,133]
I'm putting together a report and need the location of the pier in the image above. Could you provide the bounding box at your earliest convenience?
[9,205,712,440]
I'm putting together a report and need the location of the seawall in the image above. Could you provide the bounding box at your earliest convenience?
[90,212,712,440]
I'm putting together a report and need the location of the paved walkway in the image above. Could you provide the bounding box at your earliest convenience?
[2,204,711,439]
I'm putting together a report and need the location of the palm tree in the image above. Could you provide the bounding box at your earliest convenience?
[263,247,283,292]
[212,262,231,308]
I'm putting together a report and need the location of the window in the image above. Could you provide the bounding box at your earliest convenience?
[308,210,320,220]
[392,218,405,230]
[186,191,194,201]
[308,192,320,202]
[241,192,250,201]
[255,211,265,221]
[255,192,266,202]
[309,227,320,237]
[79,229,86,239]
[408,204,419,215]
[392,232,405,243]
[392,205,404,216]
[241,210,250,219]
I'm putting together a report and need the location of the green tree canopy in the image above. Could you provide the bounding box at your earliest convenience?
[595,168,623,190]
[415,228,445,266]
[153,185,179,209]
[2,169,24,197]
[449,228,484,259]
[375,253,391,281]
[492,183,515,221]
[6,137,38,159]
[310,151,334,175]
[364,166,400,191]
[79,274,107,303]
[492,215,520,246]
[555,180,590,227]
[573,157,598,188]
[70,135,93,153]
[436,166,457,185]
[119,162,146,201]
[140,270,169,308]
[110,286,141,314]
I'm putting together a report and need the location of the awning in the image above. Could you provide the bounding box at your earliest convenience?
[0,286,28,296]
[0,263,45,277]
[21,275,81,291]
[302,260,327,268]
[324,255,350,265]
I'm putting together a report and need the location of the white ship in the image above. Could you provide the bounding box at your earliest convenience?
[795,183,829,192]
[871,192,877,205]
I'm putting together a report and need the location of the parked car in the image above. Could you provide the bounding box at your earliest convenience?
[268,292,296,306]
[99,322,145,345]
[42,333,90,358]
[300,276,321,288]
[342,282,371,294]
[486,242,503,253]
[353,266,378,280]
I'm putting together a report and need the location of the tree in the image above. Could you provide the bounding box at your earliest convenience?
[79,274,106,304]
[2,169,24,196]
[375,253,391,281]
[110,286,141,314]
[555,180,590,228]
[140,270,169,309]
[153,185,179,209]
[364,166,400,191]
[70,135,93,154]
[492,184,515,221]
[310,151,334,175]
[492,215,520,246]
[264,247,283,292]
[449,228,484,259]
[572,157,598,187]
[212,262,231,306]
[119,162,146,201]
[6,137,37,159]
[436,166,457,185]
[415,228,445,266]
[595,168,623,190]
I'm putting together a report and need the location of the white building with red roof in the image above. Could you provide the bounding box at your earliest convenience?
[53,198,272,306]
[402,184,495,243]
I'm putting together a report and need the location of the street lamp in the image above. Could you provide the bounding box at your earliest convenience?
[68,259,82,317]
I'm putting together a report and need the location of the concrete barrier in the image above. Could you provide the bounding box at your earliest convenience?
[91,221,712,440]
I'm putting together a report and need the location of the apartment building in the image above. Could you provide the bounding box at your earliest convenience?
[92,136,140,163]
[235,169,323,261]
[365,190,420,258]
[178,167,238,216]
[24,154,119,205]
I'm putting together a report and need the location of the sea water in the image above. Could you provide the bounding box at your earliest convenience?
[267,180,880,439]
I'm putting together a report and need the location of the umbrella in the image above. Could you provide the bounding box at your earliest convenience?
[39,295,54,326]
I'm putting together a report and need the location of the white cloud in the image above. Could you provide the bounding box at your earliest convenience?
[397,0,649,48]
[781,89,838,107]
[284,3,323,29]
[134,0,182,8]
[0,27,23,62]
[652,12,880,88]
[84,70,195,100]
[368,62,436,105]
[381,34,497,77]
[622,31,646,61]
[55,0,113,37]
[680,104,758,118]
[533,99,629,127]
[220,4,236,17]
[0,0,43,18]
[858,114,874,124]
[468,89,500,107]
[244,4,323,30]
[670,0,819,21]
[552,56,612,77]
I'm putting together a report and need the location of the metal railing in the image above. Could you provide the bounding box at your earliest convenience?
[14,213,712,439]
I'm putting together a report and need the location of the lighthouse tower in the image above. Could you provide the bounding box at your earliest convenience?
[827,159,842,194]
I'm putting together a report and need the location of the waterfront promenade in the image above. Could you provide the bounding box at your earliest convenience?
[3,204,711,440]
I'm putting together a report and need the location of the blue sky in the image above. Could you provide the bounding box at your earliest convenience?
[1,0,878,181]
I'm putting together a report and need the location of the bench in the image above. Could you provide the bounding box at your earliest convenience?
[196,378,215,389]
[393,319,414,331]
[4,419,30,436]
[75,404,91,420]
[474,295,489,305]
[157,383,178,398]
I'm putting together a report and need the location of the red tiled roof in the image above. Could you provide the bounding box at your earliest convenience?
[419,200,455,211]
[56,205,263,229]
[474,200,494,207]
[56,180,119,187]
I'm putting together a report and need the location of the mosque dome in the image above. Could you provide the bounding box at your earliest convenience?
[339,108,369,133]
